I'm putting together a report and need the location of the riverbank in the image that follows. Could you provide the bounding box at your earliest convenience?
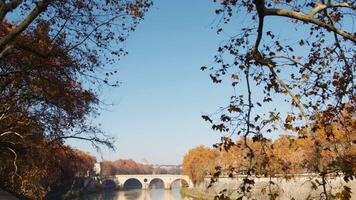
[182,176,356,199]
[44,177,106,200]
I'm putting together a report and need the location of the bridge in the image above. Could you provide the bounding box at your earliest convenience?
[102,174,193,190]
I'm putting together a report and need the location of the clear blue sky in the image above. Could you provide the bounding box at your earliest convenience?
[69,0,294,165]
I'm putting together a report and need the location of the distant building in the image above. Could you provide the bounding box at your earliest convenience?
[93,162,101,176]
[139,158,149,165]
[152,164,183,175]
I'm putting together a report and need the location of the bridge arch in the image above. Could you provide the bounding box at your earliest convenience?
[148,178,165,189]
[122,178,143,190]
[113,174,193,190]
[102,179,118,189]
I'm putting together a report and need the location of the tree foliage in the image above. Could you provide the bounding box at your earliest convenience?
[101,159,154,176]
[0,142,96,199]
[182,146,219,184]
[101,159,182,176]
[184,111,355,196]
[0,0,151,198]
[202,1,355,198]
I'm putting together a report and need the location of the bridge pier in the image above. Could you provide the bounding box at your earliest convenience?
[142,183,149,190]
[164,183,171,190]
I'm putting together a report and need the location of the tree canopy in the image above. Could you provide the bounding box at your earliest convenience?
[0,0,151,198]
[201,0,355,199]
[184,111,355,198]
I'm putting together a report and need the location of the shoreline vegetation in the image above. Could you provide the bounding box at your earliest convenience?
[45,179,103,200]
[181,188,215,200]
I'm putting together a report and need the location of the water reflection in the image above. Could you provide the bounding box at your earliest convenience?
[84,188,192,200]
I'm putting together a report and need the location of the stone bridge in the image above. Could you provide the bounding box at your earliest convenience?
[102,174,193,190]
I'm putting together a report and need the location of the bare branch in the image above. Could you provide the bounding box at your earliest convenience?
[48,135,115,150]
[0,131,23,138]
[266,63,311,136]
[253,0,265,52]
[242,62,255,196]
[66,16,118,52]
[6,147,19,184]
[310,2,356,17]
[0,44,13,59]
[264,8,356,43]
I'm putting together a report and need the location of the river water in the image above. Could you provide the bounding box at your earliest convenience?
[83,188,193,200]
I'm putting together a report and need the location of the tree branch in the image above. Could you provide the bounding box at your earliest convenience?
[0,130,23,138]
[266,63,312,136]
[15,42,58,58]
[48,135,115,150]
[6,147,19,184]
[0,44,13,59]
[242,62,255,196]
[309,2,356,17]
[264,8,356,43]
[0,0,50,52]
[253,0,265,52]
[0,0,22,22]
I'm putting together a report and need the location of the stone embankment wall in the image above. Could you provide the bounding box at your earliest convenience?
[186,175,356,199]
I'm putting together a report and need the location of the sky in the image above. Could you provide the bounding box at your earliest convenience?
[68,0,293,165]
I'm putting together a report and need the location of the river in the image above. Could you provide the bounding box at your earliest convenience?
[83,188,193,200]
